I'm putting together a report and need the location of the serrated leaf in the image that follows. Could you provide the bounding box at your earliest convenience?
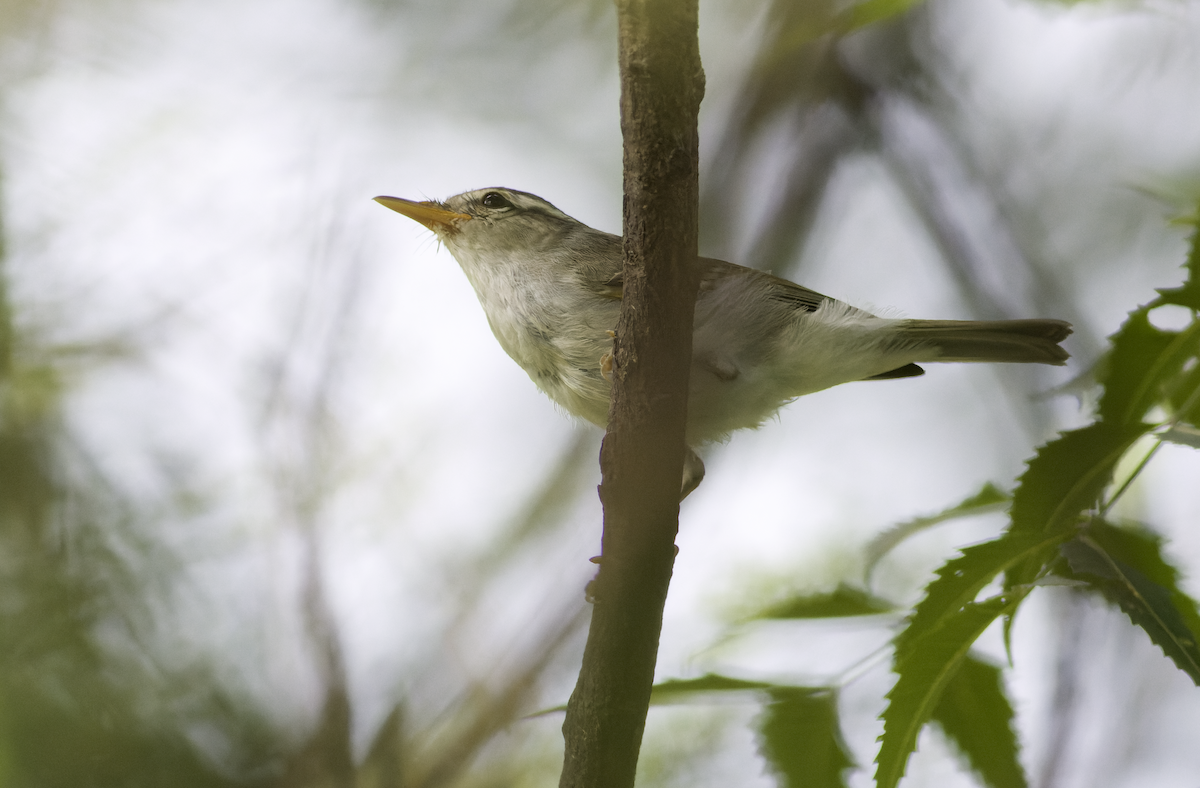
[1008,423,1152,539]
[896,533,1066,663]
[1153,213,1200,310]
[1061,532,1200,685]
[754,584,895,620]
[1099,212,1200,425]
[930,653,1026,788]
[1085,522,1200,636]
[1097,311,1186,425]
[877,596,1020,788]
[758,687,856,788]
[1005,420,1152,595]
[649,673,776,703]
[865,483,1010,580]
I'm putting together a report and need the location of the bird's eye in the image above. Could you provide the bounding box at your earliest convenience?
[481,191,513,210]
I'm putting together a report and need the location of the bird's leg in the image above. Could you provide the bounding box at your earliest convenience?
[681,448,705,500]
[600,329,617,382]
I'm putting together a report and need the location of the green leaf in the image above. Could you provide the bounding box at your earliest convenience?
[1153,213,1200,311]
[753,584,895,620]
[878,535,1055,788]
[1096,310,1189,426]
[1081,522,1200,640]
[1002,422,1149,627]
[758,688,856,788]
[1096,210,1200,425]
[1164,362,1200,427]
[1005,423,1152,595]
[529,673,792,717]
[877,596,1020,788]
[864,483,1010,580]
[1061,528,1200,685]
[838,0,924,31]
[896,533,1066,663]
[930,653,1026,788]
[649,674,776,704]
[1008,423,1152,538]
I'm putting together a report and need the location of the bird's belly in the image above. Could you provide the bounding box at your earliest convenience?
[540,370,611,427]
[490,317,612,428]
[685,362,793,444]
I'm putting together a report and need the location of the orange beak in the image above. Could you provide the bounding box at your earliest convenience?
[374,196,471,233]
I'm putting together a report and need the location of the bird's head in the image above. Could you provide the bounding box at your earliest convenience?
[374,187,582,257]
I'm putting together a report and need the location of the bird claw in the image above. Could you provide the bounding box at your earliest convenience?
[600,331,617,382]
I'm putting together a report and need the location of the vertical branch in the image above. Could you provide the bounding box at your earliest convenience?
[558,1,703,787]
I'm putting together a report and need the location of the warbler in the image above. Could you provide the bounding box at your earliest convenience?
[376,187,1070,493]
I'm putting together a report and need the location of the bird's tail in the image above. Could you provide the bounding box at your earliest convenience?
[895,319,1072,365]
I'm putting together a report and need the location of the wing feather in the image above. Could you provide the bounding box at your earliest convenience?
[580,254,834,314]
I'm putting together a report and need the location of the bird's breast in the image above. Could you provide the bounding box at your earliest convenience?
[474,288,614,426]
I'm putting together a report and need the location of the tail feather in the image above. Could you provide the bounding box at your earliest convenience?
[896,319,1072,366]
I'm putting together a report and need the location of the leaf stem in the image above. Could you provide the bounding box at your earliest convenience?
[1100,438,1162,515]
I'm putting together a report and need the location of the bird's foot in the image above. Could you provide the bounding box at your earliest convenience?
[600,330,617,382]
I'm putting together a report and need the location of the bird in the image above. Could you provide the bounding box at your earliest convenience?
[375,187,1071,496]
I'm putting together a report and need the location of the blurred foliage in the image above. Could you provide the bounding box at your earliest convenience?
[0,204,285,783]
[927,654,1023,788]
[863,484,1010,581]
[0,0,1197,787]
[757,688,855,788]
[749,584,896,621]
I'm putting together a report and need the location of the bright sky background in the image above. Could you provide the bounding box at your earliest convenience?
[4,0,1200,785]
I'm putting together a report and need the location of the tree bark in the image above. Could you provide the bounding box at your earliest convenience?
[558,1,703,786]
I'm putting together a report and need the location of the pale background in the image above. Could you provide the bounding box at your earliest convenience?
[2,0,1200,786]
